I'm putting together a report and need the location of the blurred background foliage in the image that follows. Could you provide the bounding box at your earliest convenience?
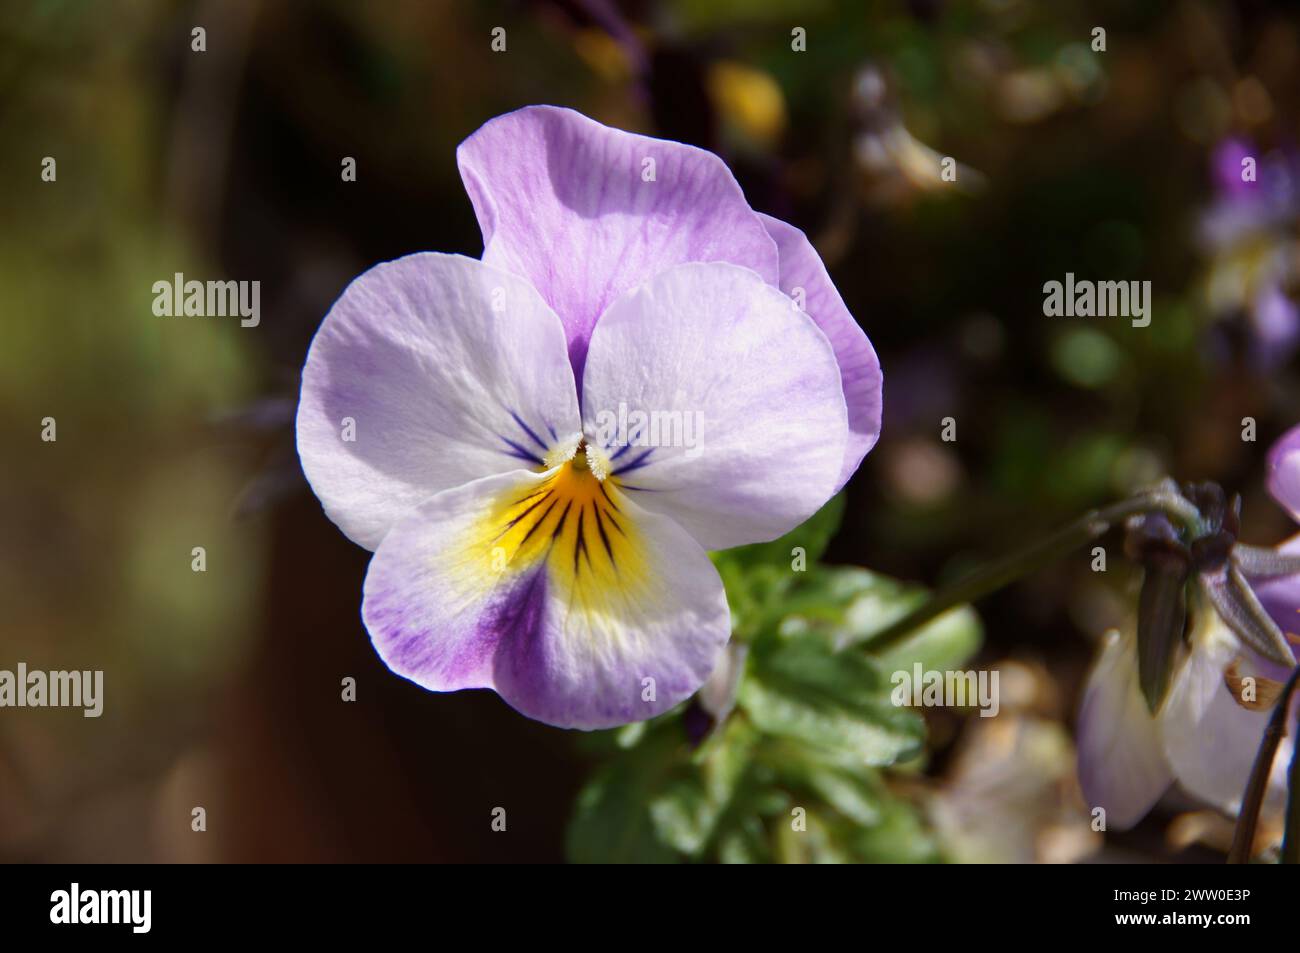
[2,0,1298,861]
[569,500,984,863]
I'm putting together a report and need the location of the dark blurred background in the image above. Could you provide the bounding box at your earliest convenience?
[2,0,1299,862]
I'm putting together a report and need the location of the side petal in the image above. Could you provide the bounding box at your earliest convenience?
[456,105,780,376]
[1237,549,1300,813]
[362,466,731,729]
[1159,612,1270,815]
[1076,628,1172,830]
[296,253,580,550]
[1246,532,1300,668]
[1267,423,1300,522]
[580,261,848,551]
[759,213,883,490]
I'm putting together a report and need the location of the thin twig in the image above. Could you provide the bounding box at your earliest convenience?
[865,493,1201,654]
[1228,666,1300,863]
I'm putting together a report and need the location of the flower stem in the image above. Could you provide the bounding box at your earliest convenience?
[1286,714,1300,864]
[1228,666,1300,863]
[865,492,1202,654]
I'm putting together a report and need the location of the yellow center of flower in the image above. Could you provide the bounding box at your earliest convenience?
[480,444,641,595]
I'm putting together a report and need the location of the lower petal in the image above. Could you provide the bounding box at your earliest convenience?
[1159,612,1270,815]
[362,464,731,729]
[1076,628,1172,830]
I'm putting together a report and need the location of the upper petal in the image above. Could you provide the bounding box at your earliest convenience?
[759,213,883,490]
[362,465,731,730]
[1267,423,1300,522]
[1076,628,1172,830]
[456,105,780,377]
[579,261,849,551]
[296,253,579,550]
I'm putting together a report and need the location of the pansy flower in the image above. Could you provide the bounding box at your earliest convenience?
[1078,428,1300,829]
[296,106,882,729]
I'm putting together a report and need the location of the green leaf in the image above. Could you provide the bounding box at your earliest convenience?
[717,815,772,864]
[648,779,714,855]
[768,566,982,669]
[566,553,984,864]
[648,717,756,855]
[739,638,926,765]
[755,740,941,862]
[802,766,882,826]
[565,723,685,864]
[846,795,940,863]
[868,602,983,675]
[776,811,857,863]
[568,715,759,862]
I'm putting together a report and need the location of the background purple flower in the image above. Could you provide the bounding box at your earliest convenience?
[1200,138,1300,368]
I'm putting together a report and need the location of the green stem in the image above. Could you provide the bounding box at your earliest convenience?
[1228,666,1300,863]
[865,492,1201,654]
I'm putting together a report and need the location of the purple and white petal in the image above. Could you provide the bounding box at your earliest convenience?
[580,261,849,551]
[362,466,731,730]
[297,253,579,550]
[1076,628,1172,830]
[1250,533,1300,670]
[759,213,883,491]
[1249,532,1300,811]
[456,105,780,376]
[1267,424,1300,523]
[1158,613,1269,815]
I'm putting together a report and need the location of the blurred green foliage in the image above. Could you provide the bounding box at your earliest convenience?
[567,501,981,863]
